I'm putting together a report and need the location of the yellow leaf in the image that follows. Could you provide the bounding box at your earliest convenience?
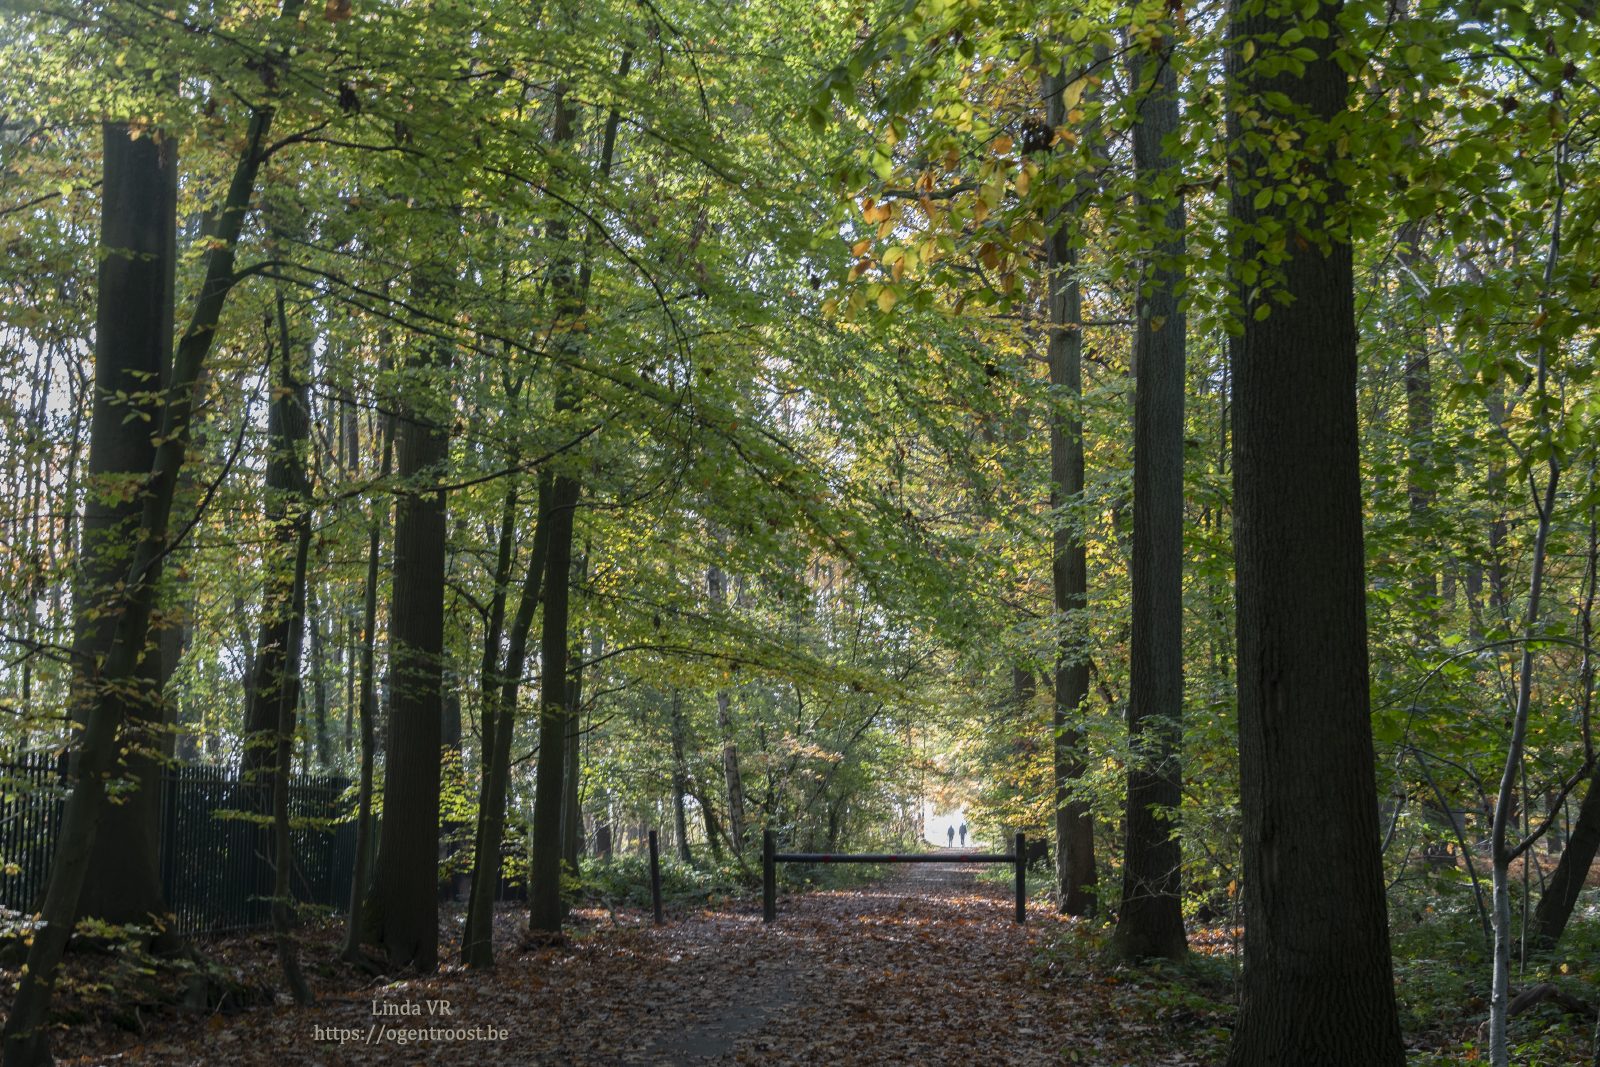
[877,287,898,312]
[992,134,1014,155]
[1064,78,1088,109]
[1242,39,1256,62]
[851,238,872,257]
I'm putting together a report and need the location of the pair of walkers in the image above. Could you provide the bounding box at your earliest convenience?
[945,822,967,847]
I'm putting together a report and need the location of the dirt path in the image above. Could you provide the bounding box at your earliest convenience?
[55,852,1221,1066]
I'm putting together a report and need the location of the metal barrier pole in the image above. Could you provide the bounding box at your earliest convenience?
[1014,832,1026,924]
[648,829,664,925]
[762,828,776,923]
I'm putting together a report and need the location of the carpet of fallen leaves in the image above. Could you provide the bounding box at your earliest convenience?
[24,855,1239,1066]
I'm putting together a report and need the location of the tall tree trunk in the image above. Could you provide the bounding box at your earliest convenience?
[258,286,313,1003]
[4,76,285,1063]
[561,620,591,873]
[1486,173,1565,1067]
[1224,1,1405,1062]
[341,397,393,962]
[463,473,552,965]
[669,689,693,864]
[527,468,580,933]
[69,120,176,933]
[307,581,332,769]
[526,76,600,936]
[707,564,748,856]
[242,293,316,792]
[1112,32,1188,962]
[1044,66,1097,918]
[368,301,450,971]
[1399,227,1436,615]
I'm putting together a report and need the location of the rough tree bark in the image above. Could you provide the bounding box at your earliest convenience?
[1224,0,1405,1062]
[1111,31,1188,962]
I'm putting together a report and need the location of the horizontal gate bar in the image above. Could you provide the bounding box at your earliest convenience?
[772,853,1014,863]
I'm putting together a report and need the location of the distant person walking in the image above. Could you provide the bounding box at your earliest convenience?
[947,826,955,846]
[959,822,968,847]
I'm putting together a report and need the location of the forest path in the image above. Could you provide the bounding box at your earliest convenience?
[62,852,1216,1066]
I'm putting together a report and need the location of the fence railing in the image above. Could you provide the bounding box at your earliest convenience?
[0,753,355,935]
[761,829,1028,924]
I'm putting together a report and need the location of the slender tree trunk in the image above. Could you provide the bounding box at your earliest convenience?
[1526,477,1598,951]
[560,621,590,873]
[669,689,692,864]
[463,473,552,965]
[1488,181,1565,1067]
[707,564,748,856]
[307,582,332,769]
[527,468,580,933]
[250,283,314,1002]
[526,77,601,936]
[368,302,450,971]
[1112,33,1188,963]
[1224,2,1404,1062]
[1529,605,1597,948]
[69,120,177,933]
[242,294,316,792]
[341,399,393,962]
[1044,67,1096,917]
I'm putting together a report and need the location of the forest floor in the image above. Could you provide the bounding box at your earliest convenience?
[30,851,1237,1066]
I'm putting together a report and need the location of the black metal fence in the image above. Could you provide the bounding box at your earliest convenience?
[0,752,355,935]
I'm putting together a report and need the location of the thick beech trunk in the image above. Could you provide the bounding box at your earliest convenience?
[1224,2,1405,1062]
[1044,68,1096,917]
[368,315,450,971]
[70,121,177,933]
[1112,38,1188,962]
[4,87,283,1066]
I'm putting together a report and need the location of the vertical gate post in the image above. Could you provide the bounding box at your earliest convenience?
[648,829,664,925]
[762,828,776,923]
[1014,832,1026,924]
